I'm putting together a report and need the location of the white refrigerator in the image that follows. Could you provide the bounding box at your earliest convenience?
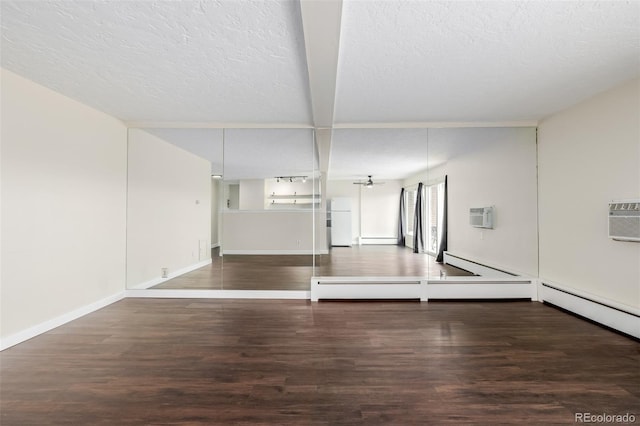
[329,197,352,246]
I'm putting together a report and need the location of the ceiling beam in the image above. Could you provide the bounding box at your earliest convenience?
[315,128,333,175]
[299,0,343,129]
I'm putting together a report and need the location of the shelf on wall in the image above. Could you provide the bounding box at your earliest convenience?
[268,194,320,200]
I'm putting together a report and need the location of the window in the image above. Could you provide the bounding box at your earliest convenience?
[426,181,445,255]
[405,188,416,235]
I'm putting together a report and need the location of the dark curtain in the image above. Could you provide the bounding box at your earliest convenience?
[397,188,406,246]
[413,183,424,253]
[436,176,448,263]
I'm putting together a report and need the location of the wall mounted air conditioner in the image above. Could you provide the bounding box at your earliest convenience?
[470,206,494,229]
[609,200,640,242]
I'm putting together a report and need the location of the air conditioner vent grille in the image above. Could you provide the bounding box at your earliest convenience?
[608,200,640,242]
[470,206,494,229]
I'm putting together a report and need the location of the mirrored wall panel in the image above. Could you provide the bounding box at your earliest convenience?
[313,126,538,280]
[425,127,539,278]
[125,126,539,291]
[314,128,432,277]
[125,127,318,291]
[125,128,223,290]
[219,128,318,290]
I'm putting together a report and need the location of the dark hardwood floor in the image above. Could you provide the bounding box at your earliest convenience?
[1,299,638,425]
[153,245,473,290]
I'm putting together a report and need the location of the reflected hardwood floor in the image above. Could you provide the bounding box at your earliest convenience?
[152,245,473,290]
[1,299,638,425]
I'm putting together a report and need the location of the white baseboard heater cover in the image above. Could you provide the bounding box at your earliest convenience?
[540,282,639,339]
[311,276,537,302]
[311,278,423,301]
[358,237,398,245]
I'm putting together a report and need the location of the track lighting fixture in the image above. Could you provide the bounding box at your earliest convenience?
[274,175,308,183]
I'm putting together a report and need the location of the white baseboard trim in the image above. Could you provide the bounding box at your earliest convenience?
[126,289,310,299]
[0,291,126,351]
[539,280,639,339]
[222,249,328,255]
[129,259,213,290]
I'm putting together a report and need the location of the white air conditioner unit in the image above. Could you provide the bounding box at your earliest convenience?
[609,200,640,242]
[470,206,494,229]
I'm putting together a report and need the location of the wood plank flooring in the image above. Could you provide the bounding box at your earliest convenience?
[153,246,473,290]
[1,299,638,425]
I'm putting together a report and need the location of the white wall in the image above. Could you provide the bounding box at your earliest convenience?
[239,179,265,210]
[407,127,539,276]
[360,180,402,239]
[538,77,640,309]
[126,129,211,288]
[326,179,402,244]
[1,69,127,340]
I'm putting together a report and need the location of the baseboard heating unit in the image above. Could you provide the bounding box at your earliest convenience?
[443,252,517,278]
[539,281,639,339]
[426,278,537,300]
[311,277,424,301]
[311,276,537,302]
[357,237,399,245]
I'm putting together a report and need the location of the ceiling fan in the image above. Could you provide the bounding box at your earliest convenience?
[353,175,384,188]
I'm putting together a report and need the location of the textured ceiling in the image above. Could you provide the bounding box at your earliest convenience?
[329,129,429,180]
[1,0,312,123]
[223,129,316,181]
[2,0,639,179]
[334,0,640,123]
[134,128,315,180]
[143,128,224,175]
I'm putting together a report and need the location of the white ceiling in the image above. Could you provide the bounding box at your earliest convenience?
[1,0,312,124]
[329,129,429,180]
[223,129,316,180]
[2,0,639,179]
[334,0,640,123]
[144,128,224,175]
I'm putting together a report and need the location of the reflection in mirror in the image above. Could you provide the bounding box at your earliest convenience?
[125,128,223,290]
[125,125,538,291]
[315,127,538,281]
[425,127,538,278]
[220,128,318,290]
[315,128,434,277]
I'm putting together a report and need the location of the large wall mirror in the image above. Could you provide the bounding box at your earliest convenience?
[316,128,431,277]
[125,127,319,291]
[125,126,538,291]
[218,128,319,291]
[125,128,223,290]
[317,127,538,281]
